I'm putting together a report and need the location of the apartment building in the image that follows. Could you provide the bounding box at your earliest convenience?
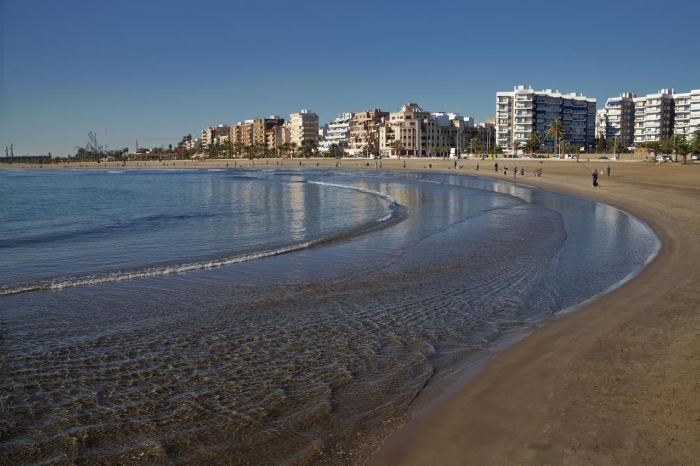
[379,102,431,156]
[632,89,675,144]
[289,109,319,148]
[604,92,636,147]
[202,125,230,152]
[230,120,255,148]
[595,110,607,140]
[252,117,285,147]
[671,89,700,140]
[320,112,354,151]
[349,109,389,155]
[691,90,700,137]
[375,103,494,157]
[265,124,290,152]
[496,85,596,153]
[673,92,692,138]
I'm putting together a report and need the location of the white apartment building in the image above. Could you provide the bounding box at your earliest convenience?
[645,89,674,143]
[604,92,636,147]
[289,109,319,148]
[691,90,700,137]
[632,89,674,144]
[319,112,354,151]
[595,110,607,140]
[673,90,700,139]
[596,87,700,146]
[496,85,596,153]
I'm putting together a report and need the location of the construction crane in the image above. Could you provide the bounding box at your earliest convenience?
[85,131,104,157]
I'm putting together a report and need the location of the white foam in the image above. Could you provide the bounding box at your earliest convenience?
[308,181,397,205]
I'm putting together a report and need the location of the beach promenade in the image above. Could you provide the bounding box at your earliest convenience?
[4,157,699,464]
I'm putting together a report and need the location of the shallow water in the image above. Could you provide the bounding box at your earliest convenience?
[0,168,658,465]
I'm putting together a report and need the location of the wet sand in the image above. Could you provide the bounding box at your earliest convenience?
[5,157,700,463]
[369,158,700,465]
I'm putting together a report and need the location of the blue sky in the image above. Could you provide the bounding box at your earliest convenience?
[1,0,699,157]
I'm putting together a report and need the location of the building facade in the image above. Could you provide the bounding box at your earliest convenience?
[201,125,230,152]
[349,109,389,156]
[320,112,354,151]
[496,85,596,153]
[604,92,636,147]
[376,103,495,157]
[379,103,431,157]
[289,109,319,148]
[691,90,700,137]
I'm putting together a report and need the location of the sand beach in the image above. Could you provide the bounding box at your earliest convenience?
[369,158,700,465]
[4,157,699,464]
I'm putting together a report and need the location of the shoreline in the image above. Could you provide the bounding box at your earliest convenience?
[5,158,699,463]
[368,159,700,464]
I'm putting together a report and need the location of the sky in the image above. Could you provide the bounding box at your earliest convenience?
[1,0,699,157]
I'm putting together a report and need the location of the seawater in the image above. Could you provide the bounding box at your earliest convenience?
[0,167,658,465]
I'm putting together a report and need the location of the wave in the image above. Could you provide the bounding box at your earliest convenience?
[307,180,398,206]
[0,242,311,296]
[0,188,407,296]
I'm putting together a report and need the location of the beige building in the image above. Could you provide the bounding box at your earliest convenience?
[266,124,290,154]
[289,109,319,148]
[253,117,285,147]
[230,120,255,149]
[377,103,495,157]
[202,125,230,152]
[349,109,389,156]
[380,103,431,156]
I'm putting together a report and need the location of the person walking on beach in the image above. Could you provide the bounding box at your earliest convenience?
[607,165,611,176]
[592,168,599,187]
[495,163,498,172]
[513,167,517,179]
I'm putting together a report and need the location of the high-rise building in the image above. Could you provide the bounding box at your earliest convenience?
[289,109,319,148]
[496,85,596,153]
[604,92,636,147]
[633,88,675,144]
[673,91,696,140]
[691,90,700,137]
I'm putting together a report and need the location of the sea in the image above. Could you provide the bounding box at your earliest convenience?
[0,166,659,465]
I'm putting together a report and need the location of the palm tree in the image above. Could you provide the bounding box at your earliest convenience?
[525,130,541,154]
[512,141,521,157]
[390,139,404,158]
[232,142,244,158]
[469,138,483,156]
[289,142,298,158]
[301,139,317,158]
[545,119,564,156]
